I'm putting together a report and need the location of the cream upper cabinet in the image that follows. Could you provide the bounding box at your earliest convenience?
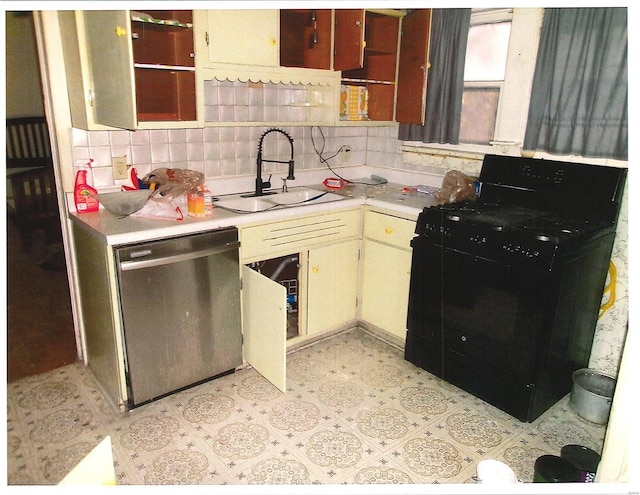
[201,10,279,67]
[77,11,138,130]
[61,10,201,131]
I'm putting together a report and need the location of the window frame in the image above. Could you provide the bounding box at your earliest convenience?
[401,8,544,156]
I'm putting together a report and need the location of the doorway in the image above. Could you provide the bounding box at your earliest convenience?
[5,11,78,382]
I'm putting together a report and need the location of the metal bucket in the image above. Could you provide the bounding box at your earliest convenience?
[570,368,616,424]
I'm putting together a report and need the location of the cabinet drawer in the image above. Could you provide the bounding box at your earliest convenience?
[240,209,361,261]
[363,211,415,250]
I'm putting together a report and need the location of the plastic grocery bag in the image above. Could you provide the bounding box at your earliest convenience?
[131,196,184,221]
[435,170,477,204]
[141,168,204,200]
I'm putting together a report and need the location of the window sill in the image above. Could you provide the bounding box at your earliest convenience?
[400,141,522,158]
[398,141,523,176]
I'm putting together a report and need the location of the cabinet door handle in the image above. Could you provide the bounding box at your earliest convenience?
[385,227,393,235]
[269,38,277,46]
[115,26,127,37]
[312,265,320,274]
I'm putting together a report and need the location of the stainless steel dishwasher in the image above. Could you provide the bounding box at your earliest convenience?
[115,228,243,407]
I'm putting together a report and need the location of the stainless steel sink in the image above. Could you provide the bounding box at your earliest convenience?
[215,196,276,212]
[216,188,345,212]
[268,188,344,205]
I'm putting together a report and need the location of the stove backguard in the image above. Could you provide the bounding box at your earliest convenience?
[477,154,627,225]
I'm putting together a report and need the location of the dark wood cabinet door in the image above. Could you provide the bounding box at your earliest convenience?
[334,9,365,71]
[396,9,431,125]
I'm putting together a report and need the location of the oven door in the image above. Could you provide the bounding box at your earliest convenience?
[440,249,553,419]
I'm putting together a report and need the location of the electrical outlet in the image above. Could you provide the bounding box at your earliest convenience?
[112,156,129,180]
[340,146,352,162]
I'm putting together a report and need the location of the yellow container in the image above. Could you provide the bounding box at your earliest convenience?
[187,191,205,217]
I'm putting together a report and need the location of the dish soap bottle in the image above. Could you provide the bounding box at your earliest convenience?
[74,165,99,213]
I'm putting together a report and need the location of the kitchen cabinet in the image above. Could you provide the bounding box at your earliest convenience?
[201,10,279,67]
[360,209,415,342]
[280,9,332,70]
[240,208,361,262]
[395,9,432,125]
[61,10,200,130]
[242,265,287,392]
[335,9,431,124]
[307,239,360,335]
[72,224,126,410]
[195,9,340,127]
[130,10,197,122]
[239,208,361,390]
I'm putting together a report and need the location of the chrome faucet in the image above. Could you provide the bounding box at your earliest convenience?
[252,128,294,197]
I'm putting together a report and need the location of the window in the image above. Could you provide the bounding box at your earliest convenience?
[459,10,512,145]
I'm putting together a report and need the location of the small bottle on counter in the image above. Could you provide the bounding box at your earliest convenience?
[187,185,213,218]
[200,185,213,216]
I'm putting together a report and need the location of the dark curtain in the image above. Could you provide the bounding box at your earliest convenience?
[523,8,628,160]
[398,9,471,144]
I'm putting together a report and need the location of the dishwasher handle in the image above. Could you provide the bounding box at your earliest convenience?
[119,241,240,271]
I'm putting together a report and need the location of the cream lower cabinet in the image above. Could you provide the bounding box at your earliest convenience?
[72,224,127,410]
[239,208,361,391]
[360,209,415,342]
[307,239,360,336]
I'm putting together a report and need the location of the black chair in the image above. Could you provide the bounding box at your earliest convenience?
[6,117,61,253]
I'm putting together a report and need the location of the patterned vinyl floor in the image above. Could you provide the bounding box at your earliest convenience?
[7,327,607,487]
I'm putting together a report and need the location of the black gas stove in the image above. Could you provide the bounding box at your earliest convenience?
[416,202,615,270]
[405,154,626,422]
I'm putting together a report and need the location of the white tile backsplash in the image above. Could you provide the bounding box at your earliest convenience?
[149,129,169,144]
[88,130,110,147]
[130,130,150,145]
[71,80,409,191]
[150,143,170,163]
[169,142,188,162]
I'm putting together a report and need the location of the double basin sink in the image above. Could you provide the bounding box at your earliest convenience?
[215,187,346,213]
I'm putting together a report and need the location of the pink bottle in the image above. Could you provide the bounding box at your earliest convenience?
[74,169,99,213]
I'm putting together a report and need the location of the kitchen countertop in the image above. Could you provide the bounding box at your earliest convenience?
[69,181,439,246]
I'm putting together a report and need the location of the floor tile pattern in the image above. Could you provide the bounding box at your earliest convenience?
[7,327,606,486]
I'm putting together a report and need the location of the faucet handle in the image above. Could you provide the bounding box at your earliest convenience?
[281,178,288,193]
[262,174,272,189]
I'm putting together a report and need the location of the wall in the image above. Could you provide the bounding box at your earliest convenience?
[4,12,44,118]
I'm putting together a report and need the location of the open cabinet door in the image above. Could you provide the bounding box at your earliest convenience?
[242,265,287,392]
[396,9,431,125]
[82,11,137,130]
[334,9,365,71]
